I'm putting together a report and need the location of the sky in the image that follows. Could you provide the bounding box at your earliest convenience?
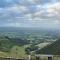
[0,0,60,28]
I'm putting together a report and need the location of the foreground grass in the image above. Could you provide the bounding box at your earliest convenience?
[0,46,27,59]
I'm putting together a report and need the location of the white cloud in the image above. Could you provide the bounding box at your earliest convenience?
[32,2,60,20]
[46,3,60,16]
[6,5,29,14]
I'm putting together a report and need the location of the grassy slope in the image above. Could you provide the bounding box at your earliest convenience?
[0,46,27,59]
[36,39,60,55]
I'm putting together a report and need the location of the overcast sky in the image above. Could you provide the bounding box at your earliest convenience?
[0,0,60,28]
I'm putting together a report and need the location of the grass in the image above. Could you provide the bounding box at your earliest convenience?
[0,46,27,59]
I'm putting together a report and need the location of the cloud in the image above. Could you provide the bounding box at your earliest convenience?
[46,3,60,15]
[7,5,29,14]
[32,2,60,20]
[0,0,60,27]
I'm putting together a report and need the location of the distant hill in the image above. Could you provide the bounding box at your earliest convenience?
[36,39,60,55]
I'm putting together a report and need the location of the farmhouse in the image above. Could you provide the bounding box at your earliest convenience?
[35,39,60,60]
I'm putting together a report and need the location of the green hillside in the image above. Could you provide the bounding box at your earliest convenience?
[0,36,28,58]
[0,46,27,59]
[36,39,60,55]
